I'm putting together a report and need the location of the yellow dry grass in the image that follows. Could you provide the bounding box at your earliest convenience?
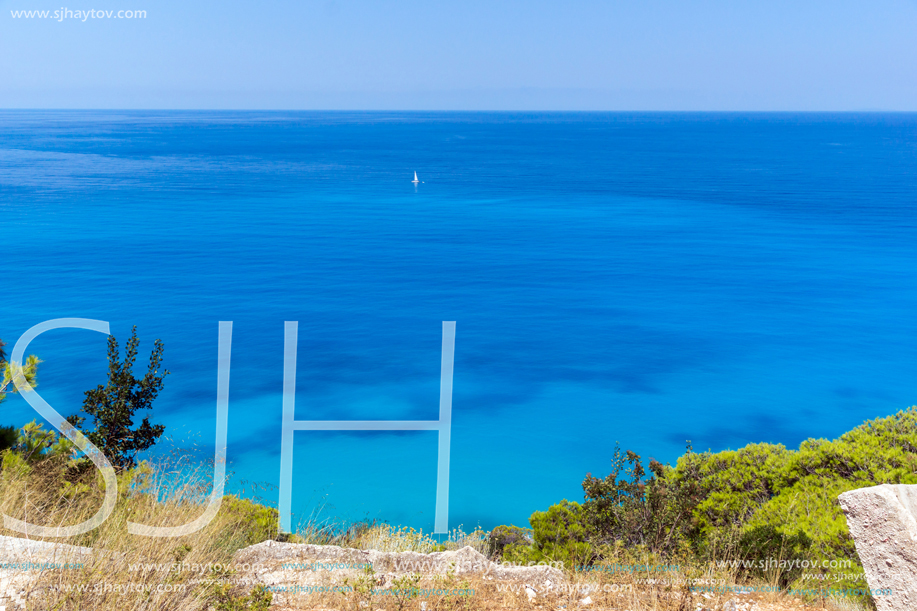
[0,453,870,611]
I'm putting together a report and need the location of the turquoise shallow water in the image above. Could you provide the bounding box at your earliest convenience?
[1,111,916,531]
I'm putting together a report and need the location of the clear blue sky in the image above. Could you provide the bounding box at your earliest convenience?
[2,0,916,110]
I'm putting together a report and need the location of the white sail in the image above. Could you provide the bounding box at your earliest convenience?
[413,172,419,183]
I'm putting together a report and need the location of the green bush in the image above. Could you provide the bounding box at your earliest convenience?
[0,421,80,469]
[487,524,531,558]
[504,500,594,567]
[582,444,698,555]
[669,441,789,542]
[739,475,865,587]
[211,495,280,551]
[512,406,917,604]
[1,449,31,481]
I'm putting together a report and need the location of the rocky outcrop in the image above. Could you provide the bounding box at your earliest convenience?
[231,541,564,608]
[838,483,917,611]
[0,535,94,610]
[1,535,564,610]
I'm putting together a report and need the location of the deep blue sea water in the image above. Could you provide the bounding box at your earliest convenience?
[1,111,915,533]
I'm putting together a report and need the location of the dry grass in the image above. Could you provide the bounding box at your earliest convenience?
[0,452,273,610]
[0,453,872,611]
[253,572,870,611]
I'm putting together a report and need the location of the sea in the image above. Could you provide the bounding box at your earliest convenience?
[1,111,915,534]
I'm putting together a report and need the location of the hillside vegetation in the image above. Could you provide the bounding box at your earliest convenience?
[3,409,913,610]
[494,407,917,607]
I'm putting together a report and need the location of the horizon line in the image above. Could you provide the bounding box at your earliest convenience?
[1,108,916,113]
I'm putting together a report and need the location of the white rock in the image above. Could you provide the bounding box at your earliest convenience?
[579,595,592,605]
[233,541,562,585]
[231,540,564,608]
[839,484,917,611]
[0,535,96,611]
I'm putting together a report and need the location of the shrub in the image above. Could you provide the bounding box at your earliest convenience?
[738,475,863,588]
[582,444,699,555]
[667,441,790,548]
[513,406,917,607]
[1,449,31,481]
[211,495,280,551]
[0,420,80,467]
[505,499,594,567]
[487,524,531,558]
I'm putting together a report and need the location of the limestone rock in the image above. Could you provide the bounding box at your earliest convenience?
[838,483,917,611]
[231,541,564,608]
[0,534,94,611]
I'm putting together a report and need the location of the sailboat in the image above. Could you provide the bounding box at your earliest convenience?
[412,172,420,184]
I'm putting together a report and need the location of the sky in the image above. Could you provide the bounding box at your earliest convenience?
[1,0,917,110]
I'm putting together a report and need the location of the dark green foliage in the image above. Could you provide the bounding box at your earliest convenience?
[75,326,168,469]
[511,406,917,600]
[668,441,789,543]
[487,524,531,558]
[581,444,698,555]
[581,446,648,543]
[658,410,917,571]
[783,409,917,486]
[505,500,594,566]
[0,424,17,453]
